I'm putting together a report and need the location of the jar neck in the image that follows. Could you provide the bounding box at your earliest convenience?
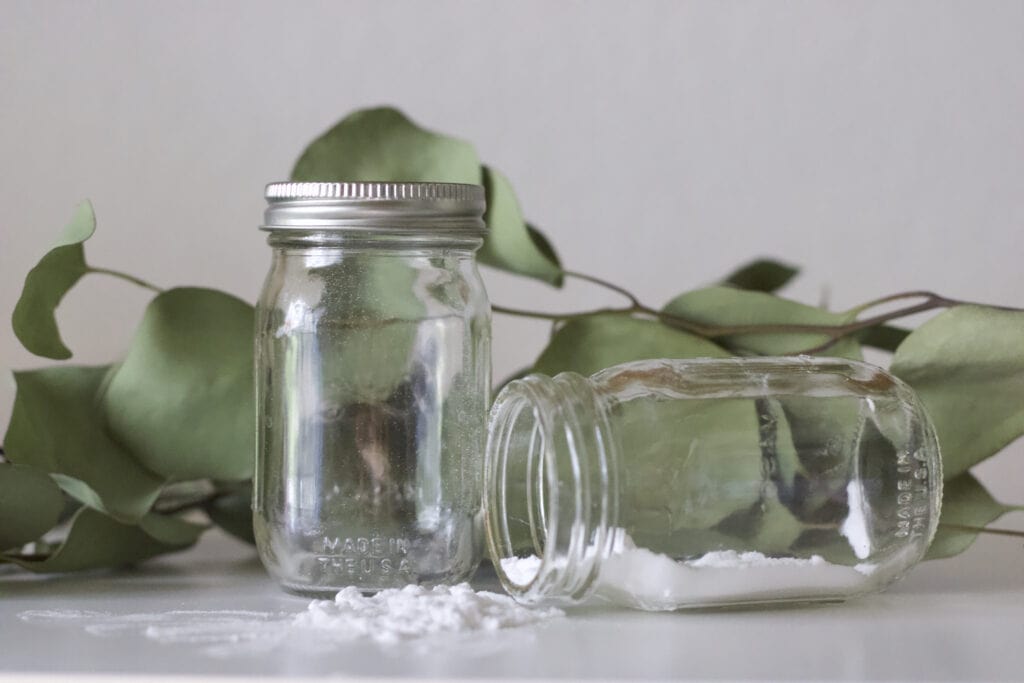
[484,372,620,605]
[265,228,483,252]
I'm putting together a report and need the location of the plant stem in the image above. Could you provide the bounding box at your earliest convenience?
[939,522,1024,539]
[491,304,635,322]
[842,290,942,317]
[88,267,163,293]
[154,490,226,515]
[562,269,642,307]
[493,271,1024,353]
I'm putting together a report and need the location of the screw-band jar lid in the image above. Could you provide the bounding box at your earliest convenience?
[262,181,486,233]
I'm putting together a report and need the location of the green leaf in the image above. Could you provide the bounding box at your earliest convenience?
[890,305,1024,479]
[101,288,255,482]
[50,474,107,512]
[771,395,864,520]
[204,483,255,545]
[0,464,64,551]
[858,324,911,352]
[616,395,769,533]
[526,224,563,282]
[925,473,1012,560]
[309,257,424,405]
[291,107,482,184]
[714,491,807,554]
[3,366,164,521]
[1,508,200,573]
[533,314,729,377]
[663,286,862,359]
[723,259,798,293]
[138,513,208,546]
[11,201,95,359]
[478,167,563,285]
[532,317,773,537]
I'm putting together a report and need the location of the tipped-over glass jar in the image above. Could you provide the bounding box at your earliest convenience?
[485,357,942,610]
[255,182,491,596]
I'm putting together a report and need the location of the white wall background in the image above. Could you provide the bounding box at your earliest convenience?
[1,1,1022,499]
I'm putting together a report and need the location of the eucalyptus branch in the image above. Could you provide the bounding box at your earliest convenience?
[940,523,1024,540]
[494,274,1024,355]
[152,487,226,515]
[796,293,1024,355]
[153,496,219,516]
[88,267,163,293]
[843,290,946,317]
[491,304,635,321]
[562,269,642,307]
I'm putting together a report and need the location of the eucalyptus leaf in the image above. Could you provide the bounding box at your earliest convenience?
[307,257,423,405]
[0,464,64,551]
[616,395,767,532]
[3,366,164,521]
[890,305,1024,479]
[11,201,95,359]
[715,490,806,554]
[1,508,200,573]
[663,286,861,359]
[204,481,255,545]
[925,473,1012,560]
[526,224,563,283]
[533,319,776,535]
[723,259,798,293]
[629,480,805,558]
[50,474,106,513]
[533,314,728,377]
[291,107,481,184]
[138,513,208,546]
[858,324,911,352]
[478,167,563,286]
[772,395,864,521]
[101,288,255,482]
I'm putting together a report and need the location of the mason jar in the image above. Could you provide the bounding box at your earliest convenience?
[485,356,942,610]
[255,181,491,596]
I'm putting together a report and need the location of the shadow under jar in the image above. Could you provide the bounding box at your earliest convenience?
[255,182,491,597]
[485,357,942,610]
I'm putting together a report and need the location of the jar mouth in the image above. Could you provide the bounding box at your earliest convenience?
[484,373,619,605]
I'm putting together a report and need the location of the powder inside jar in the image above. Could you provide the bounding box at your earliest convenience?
[500,532,876,611]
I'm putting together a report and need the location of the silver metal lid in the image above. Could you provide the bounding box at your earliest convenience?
[263,181,486,232]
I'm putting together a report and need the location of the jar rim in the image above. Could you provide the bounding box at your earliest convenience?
[484,372,620,605]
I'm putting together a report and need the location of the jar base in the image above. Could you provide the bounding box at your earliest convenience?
[253,516,481,597]
[276,571,481,599]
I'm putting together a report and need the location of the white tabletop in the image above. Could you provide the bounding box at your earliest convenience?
[2,524,1023,682]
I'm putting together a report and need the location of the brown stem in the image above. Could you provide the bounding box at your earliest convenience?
[88,267,163,293]
[843,290,944,316]
[794,295,955,355]
[562,269,642,307]
[940,522,1024,539]
[493,272,1024,352]
[154,490,227,515]
[491,304,635,322]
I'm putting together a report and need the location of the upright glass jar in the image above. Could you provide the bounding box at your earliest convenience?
[255,181,491,596]
[485,357,942,610]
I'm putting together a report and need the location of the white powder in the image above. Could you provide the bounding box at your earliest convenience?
[841,479,873,560]
[501,553,543,585]
[18,583,562,656]
[501,535,877,611]
[297,583,563,644]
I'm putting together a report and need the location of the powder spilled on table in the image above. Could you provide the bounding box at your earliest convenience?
[18,582,562,657]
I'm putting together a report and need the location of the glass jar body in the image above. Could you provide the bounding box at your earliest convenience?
[255,231,491,596]
[486,357,942,610]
